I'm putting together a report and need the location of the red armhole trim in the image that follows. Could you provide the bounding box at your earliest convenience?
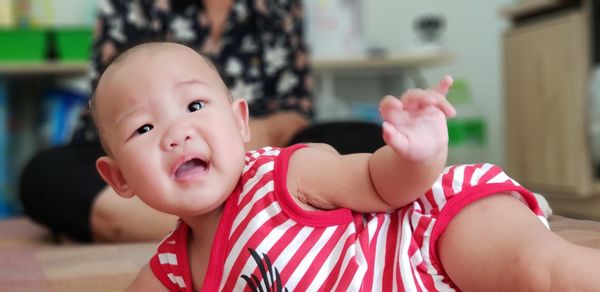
[176,223,192,290]
[428,183,540,273]
[150,254,178,290]
[201,184,240,291]
[274,143,353,227]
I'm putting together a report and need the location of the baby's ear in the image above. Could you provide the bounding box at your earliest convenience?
[232,98,251,142]
[96,156,135,198]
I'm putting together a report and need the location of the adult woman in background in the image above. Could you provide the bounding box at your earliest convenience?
[20,0,315,242]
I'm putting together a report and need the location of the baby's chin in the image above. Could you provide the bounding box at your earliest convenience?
[175,197,227,217]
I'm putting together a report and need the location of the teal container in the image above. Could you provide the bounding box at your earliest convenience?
[0,29,47,62]
[55,27,93,61]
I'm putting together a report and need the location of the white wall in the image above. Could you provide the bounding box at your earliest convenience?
[362,0,515,166]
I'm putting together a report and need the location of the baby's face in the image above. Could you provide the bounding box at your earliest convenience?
[95,44,250,216]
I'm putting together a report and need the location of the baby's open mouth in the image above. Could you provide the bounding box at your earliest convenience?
[174,158,208,180]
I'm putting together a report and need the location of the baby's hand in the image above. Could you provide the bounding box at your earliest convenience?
[379,75,456,161]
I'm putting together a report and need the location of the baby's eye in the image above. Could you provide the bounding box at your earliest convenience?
[135,124,154,135]
[187,100,204,112]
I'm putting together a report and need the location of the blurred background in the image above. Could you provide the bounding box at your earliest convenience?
[2,0,599,220]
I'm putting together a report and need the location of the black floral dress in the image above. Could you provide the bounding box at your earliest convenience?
[75,0,313,143]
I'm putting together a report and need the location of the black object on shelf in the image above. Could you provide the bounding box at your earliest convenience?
[46,29,58,61]
[414,14,446,43]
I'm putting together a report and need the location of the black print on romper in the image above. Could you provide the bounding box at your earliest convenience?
[240,248,289,292]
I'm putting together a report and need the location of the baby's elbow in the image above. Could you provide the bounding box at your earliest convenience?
[381,193,420,210]
[307,143,339,154]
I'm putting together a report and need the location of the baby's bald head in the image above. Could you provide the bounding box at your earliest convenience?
[90,42,230,153]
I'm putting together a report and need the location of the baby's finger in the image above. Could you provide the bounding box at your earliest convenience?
[380,95,403,110]
[436,97,457,118]
[402,90,456,118]
[400,89,437,110]
[433,75,453,95]
[382,121,408,153]
[379,95,404,118]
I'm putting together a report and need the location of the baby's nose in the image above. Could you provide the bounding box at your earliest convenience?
[162,126,194,150]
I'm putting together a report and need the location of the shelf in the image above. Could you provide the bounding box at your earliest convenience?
[0,50,453,76]
[500,0,581,20]
[311,50,453,72]
[0,61,89,75]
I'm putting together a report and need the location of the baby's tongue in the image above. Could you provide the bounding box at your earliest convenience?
[175,159,207,178]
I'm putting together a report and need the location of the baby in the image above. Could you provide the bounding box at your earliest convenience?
[92,42,600,291]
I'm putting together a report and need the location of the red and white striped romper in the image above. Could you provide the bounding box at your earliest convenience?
[149,144,548,291]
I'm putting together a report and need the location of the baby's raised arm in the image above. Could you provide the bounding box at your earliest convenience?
[286,76,456,212]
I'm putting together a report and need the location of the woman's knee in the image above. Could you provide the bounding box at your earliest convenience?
[19,144,105,241]
[90,187,128,241]
[91,188,178,242]
[19,148,67,227]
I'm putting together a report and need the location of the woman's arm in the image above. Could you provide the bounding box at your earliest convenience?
[125,264,168,292]
[246,111,308,150]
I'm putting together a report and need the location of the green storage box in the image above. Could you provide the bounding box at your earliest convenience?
[447,118,486,146]
[55,27,93,61]
[0,29,47,62]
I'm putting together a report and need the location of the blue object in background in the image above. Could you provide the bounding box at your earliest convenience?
[349,102,383,124]
[0,79,10,218]
[42,89,88,146]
